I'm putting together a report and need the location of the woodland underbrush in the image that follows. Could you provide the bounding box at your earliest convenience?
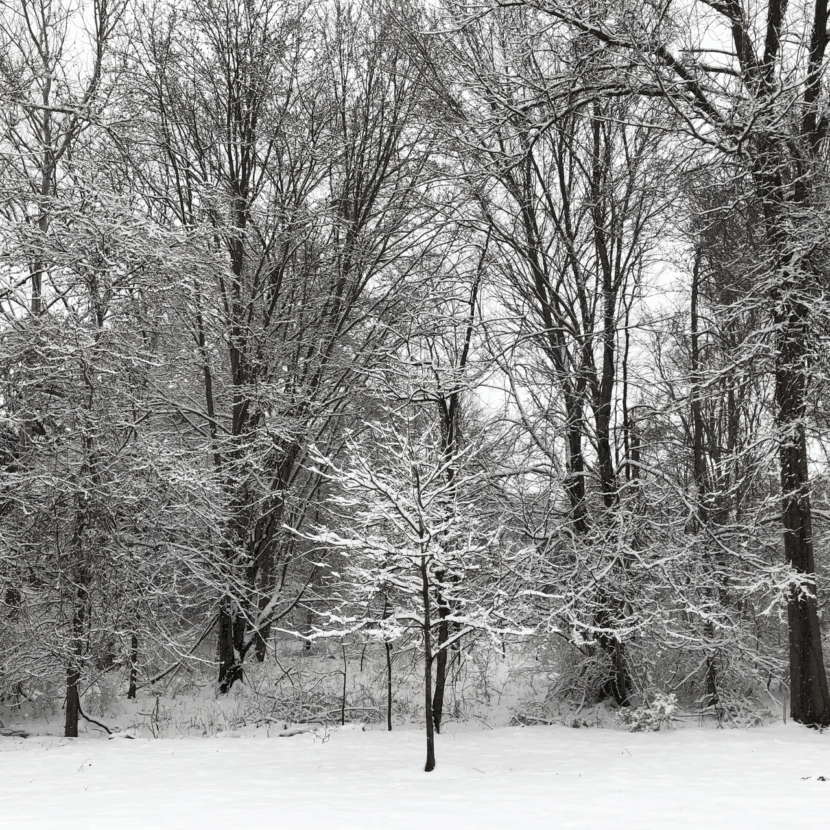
[0,634,785,738]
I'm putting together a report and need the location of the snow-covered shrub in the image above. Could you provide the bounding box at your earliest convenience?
[83,676,120,718]
[706,689,773,728]
[616,692,677,732]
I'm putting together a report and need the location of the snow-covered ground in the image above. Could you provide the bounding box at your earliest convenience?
[2,721,830,829]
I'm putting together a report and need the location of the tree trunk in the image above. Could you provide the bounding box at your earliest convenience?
[65,663,81,738]
[594,596,629,706]
[563,408,589,535]
[690,254,720,707]
[420,556,436,772]
[431,601,450,733]
[65,492,89,738]
[386,639,393,731]
[704,620,719,708]
[127,633,139,700]
[775,320,830,724]
[217,598,245,693]
[64,597,86,737]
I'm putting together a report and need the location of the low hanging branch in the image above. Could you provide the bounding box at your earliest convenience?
[77,700,112,735]
[146,613,219,687]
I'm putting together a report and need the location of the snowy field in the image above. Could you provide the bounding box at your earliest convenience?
[2,722,830,829]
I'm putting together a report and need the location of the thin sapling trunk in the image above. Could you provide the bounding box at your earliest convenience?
[420,553,436,772]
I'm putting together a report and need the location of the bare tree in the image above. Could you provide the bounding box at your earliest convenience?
[306,412,516,771]
[123,0,446,690]
[482,0,830,725]
[0,0,125,315]
[426,5,670,703]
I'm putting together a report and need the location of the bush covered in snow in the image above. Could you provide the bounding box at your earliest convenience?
[616,693,678,732]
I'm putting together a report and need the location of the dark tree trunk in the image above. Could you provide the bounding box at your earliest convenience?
[690,254,720,707]
[386,639,393,731]
[563,408,589,535]
[4,586,21,617]
[594,597,629,707]
[431,599,450,733]
[589,108,631,707]
[65,663,81,738]
[127,633,139,700]
[775,317,830,724]
[420,556,436,772]
[704,620,719,707]
[756,140,830,724]
[428,263,479,735]
[65,492,89,738]
[340,643,347,726]
[65,596,86,737]
[592,403,630,702]
[217,598,245,693]
[598,648,628,706]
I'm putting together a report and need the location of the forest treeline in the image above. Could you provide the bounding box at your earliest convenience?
[2,0,830,765]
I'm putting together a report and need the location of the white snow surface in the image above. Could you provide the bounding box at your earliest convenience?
[2,722,830,829]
